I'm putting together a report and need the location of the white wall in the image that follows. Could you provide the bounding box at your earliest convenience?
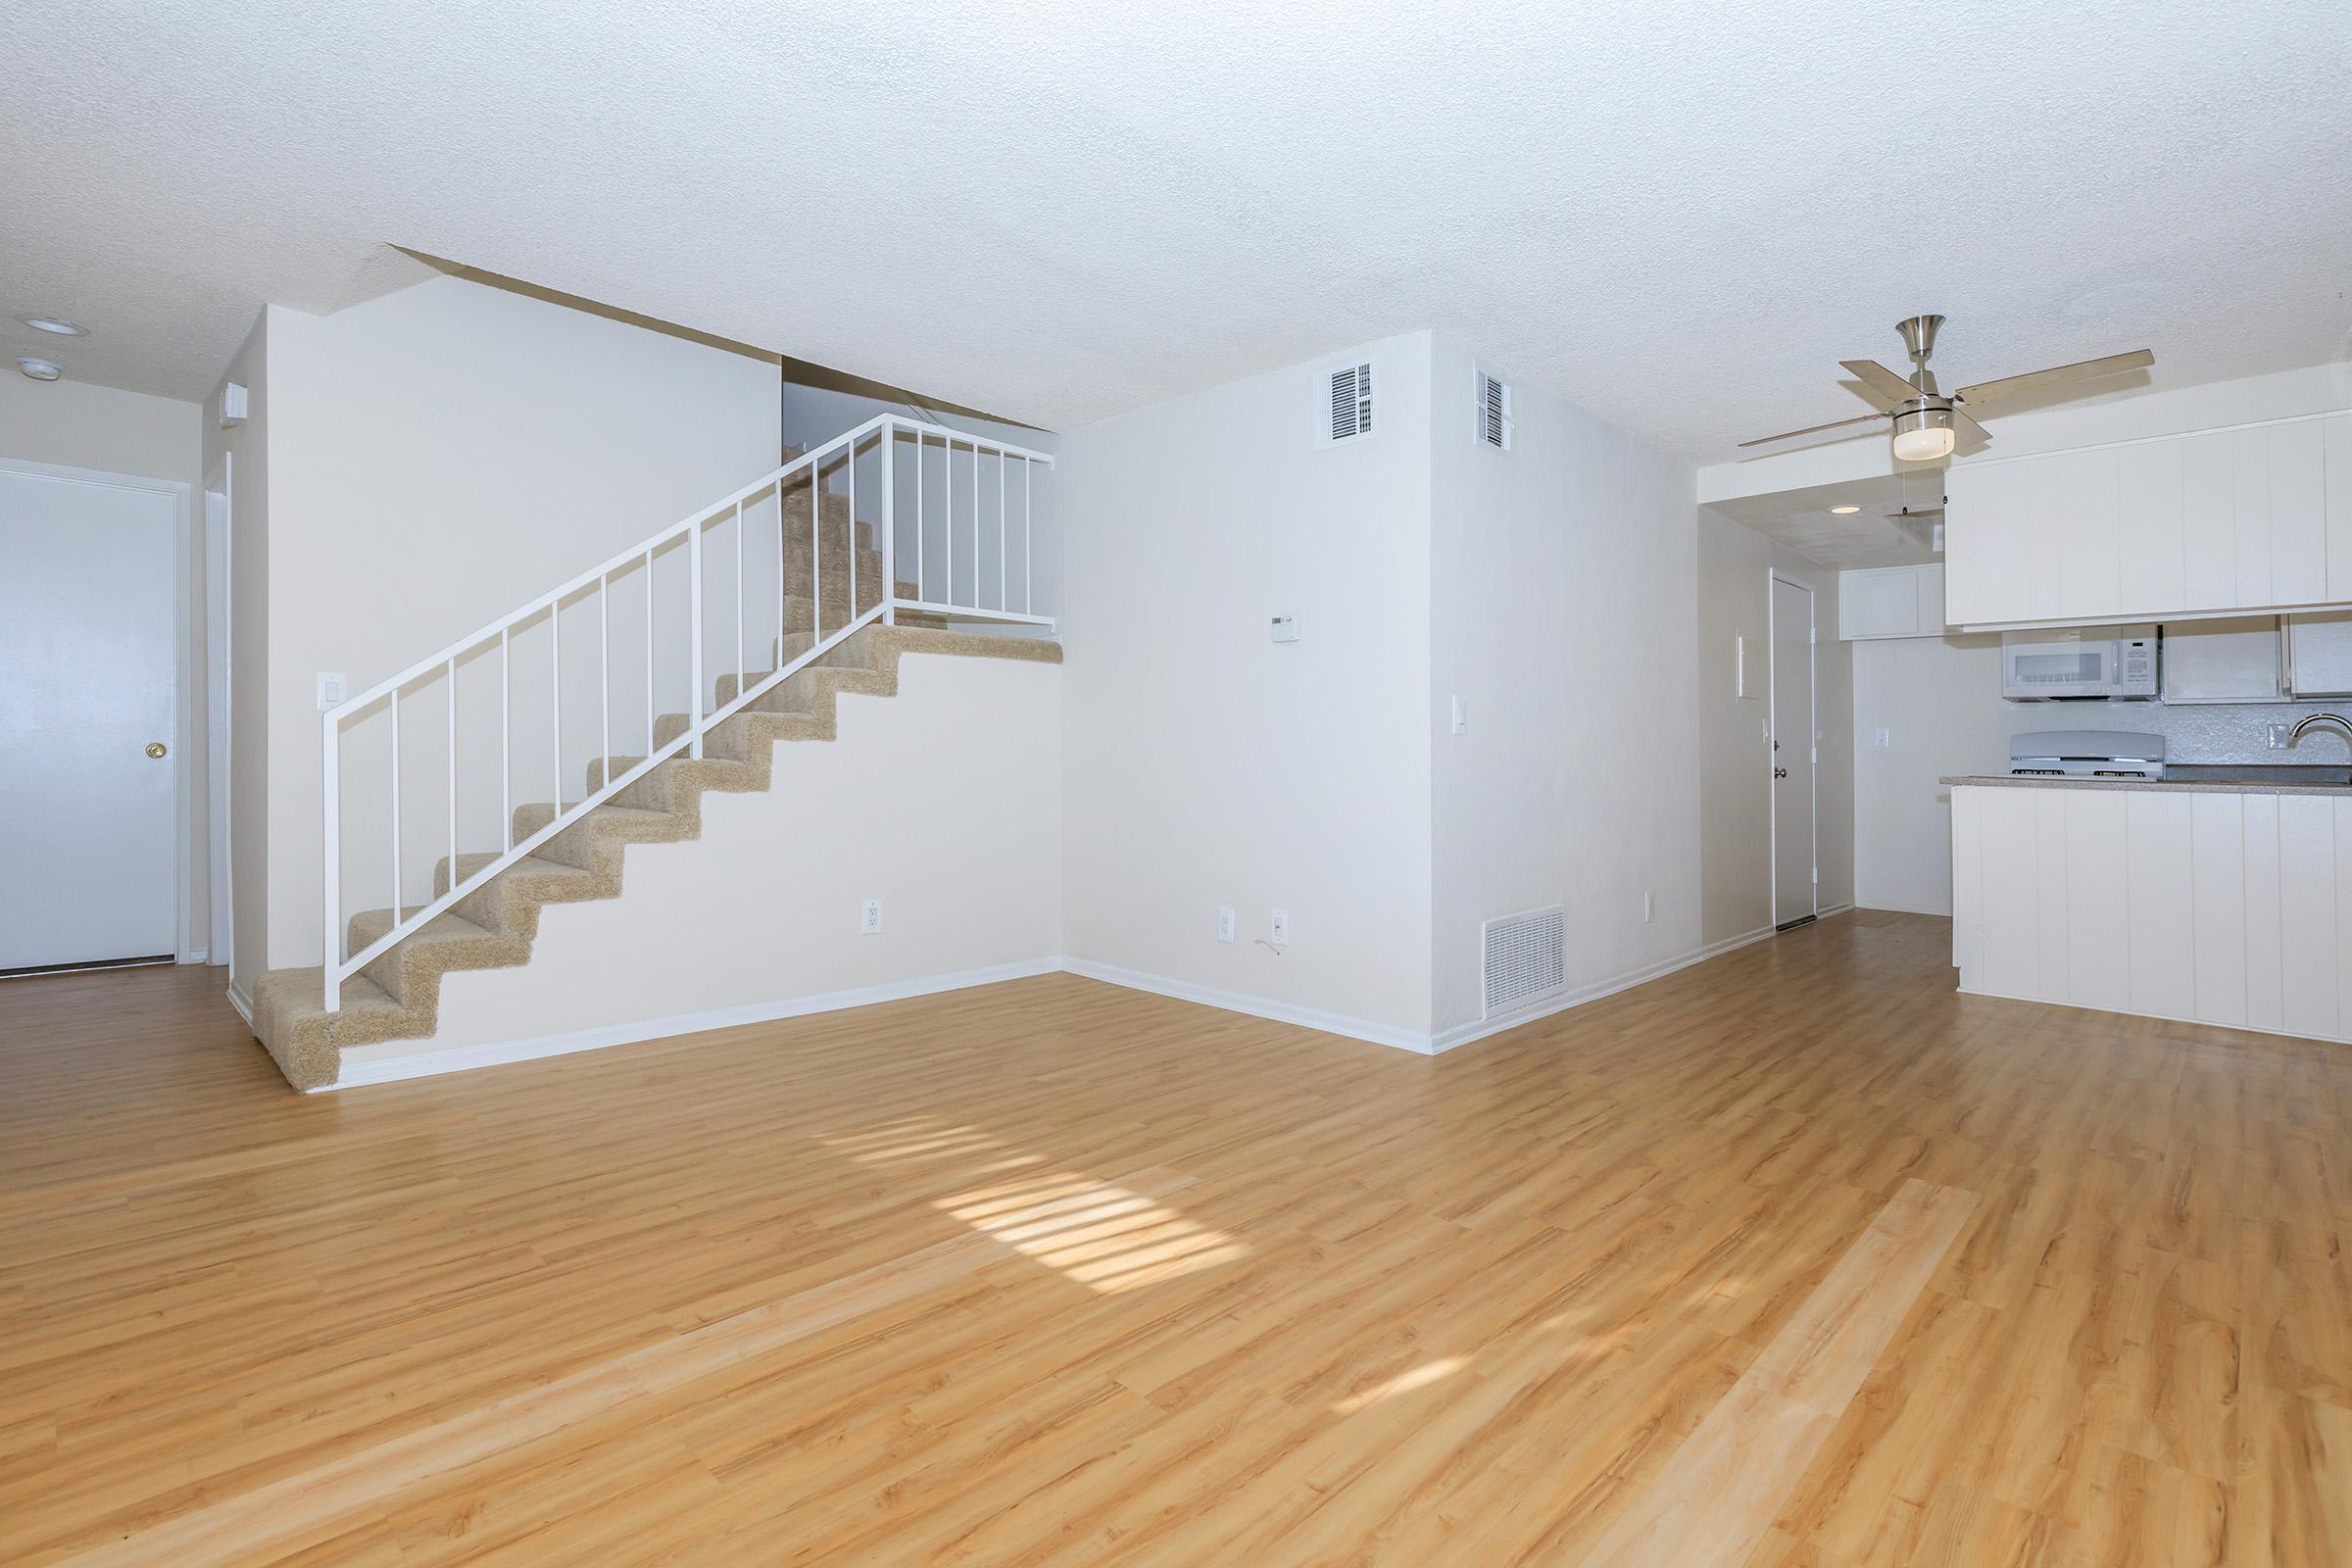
[1059,333,1435,1041]
[261,275,781,968]
[1428,336,1703,1039]
[1695,511,1855,945]
[0,373,201,481]
[1,374,213,962]
[338,650,1061,1079]
[1851,634,2012,916]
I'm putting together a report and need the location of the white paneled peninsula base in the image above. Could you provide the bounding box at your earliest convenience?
[1946,776,2352,1044]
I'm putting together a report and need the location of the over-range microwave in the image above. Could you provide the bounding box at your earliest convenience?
[2000,626,2159,700]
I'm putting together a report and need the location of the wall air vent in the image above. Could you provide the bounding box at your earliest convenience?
[1477,368,1513,451]
[1482,905,1565,1019]
[1319,360,1374,446]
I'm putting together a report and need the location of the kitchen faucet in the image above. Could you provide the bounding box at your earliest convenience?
[2289,713,2352,743]
[2287,713,2352,781]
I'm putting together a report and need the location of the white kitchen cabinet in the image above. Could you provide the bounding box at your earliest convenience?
[1944,410,2347,627]
[2327,414,2352,601]
[2160,615,2284,704]
[1951,782,2352,1044]
[1837,563,1944,640]
[2286,611,2352,697]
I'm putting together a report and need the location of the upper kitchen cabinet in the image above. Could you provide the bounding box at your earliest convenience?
[1945,411,2342,628]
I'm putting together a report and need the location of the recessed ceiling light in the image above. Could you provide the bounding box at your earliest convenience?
[14,314,87,336]
[1829,504,1861,514]
[17,357,64,381]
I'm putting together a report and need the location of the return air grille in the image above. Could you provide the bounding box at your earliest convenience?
[1478,368,1513,451]
[1482,905,1565,1018]
[1328,361,1374,443]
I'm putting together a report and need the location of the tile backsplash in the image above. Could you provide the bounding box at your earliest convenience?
[2026,697,2352,762]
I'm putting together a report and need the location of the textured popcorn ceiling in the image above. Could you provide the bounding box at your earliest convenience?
[4,0,2347,461]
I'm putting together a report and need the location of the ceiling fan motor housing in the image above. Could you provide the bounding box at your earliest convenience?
[1891,400,1957,461]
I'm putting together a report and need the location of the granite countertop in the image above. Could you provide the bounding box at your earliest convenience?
[1943,766,2352,796]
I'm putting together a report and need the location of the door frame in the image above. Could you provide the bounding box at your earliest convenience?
[204,456,233,979]
[1767,568,1819,929]
[0,455,197,964]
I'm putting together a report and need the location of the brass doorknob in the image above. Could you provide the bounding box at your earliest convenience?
[146,742,168,759]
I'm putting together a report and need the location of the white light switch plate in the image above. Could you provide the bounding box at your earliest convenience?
[316,671,347,711]
[1270,908,1290,945]
[1450,695,1468,734]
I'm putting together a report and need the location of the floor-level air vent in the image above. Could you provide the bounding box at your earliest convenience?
[1482,905,1565,1019]
[1322,361,1374,445]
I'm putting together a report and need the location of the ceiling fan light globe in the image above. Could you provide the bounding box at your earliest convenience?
[1890,406,1957,462]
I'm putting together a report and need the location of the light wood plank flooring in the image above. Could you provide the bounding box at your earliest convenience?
[3,910,2347,1565]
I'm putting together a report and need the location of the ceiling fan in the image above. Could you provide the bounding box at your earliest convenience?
[1742,315,2153,461]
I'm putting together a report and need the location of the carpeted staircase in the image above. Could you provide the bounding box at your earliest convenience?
[249,478,1058,1090]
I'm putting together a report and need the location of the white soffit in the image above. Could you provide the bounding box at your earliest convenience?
[3,0,2347,462]
[1706,472,1948,571]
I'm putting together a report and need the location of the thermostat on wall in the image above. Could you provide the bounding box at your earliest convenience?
[1270,615,1299,643]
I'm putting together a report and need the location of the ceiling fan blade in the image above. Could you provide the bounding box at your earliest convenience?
[1955,349,2153,407]
[1839,359,1923,411]
[1737,413,1887,449]
[1951,406,1992,454]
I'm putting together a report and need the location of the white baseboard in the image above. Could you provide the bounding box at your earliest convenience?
[1854,898,1951,918]
[178,947,209,966]
[319,911,1861,1092]
[1428,925,1779,1054]
[226,981,255,1026]
[1058,958,1436,1055]
[323,956,1066,1090]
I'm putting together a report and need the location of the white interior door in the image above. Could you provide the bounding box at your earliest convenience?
[1770,572,1818,928]
[0,466,179,971]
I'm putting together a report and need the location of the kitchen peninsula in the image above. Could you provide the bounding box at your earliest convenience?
[1945,771,2352,1044]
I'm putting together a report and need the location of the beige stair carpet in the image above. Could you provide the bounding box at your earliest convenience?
[251,613,1056,1091]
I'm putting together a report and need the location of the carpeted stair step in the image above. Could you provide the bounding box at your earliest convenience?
[513,801,692,873]
[344,907,528,1005]
[654,704,835,758]
[434,851,605,943]
[784,553,887,601]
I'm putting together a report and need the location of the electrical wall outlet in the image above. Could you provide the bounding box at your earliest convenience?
[1874,727,1891,749]
[316,671,347,711]
[1643,891,1654,924]
[860,898,882,934]
[1216,907,1236,943]
[2270,723,2290,750]
[1270,908,1290,945]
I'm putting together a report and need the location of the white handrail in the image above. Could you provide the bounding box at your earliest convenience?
[320,415,1054,1012]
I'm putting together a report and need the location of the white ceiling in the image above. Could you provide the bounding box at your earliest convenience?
[6,0,2348,462]
[1705,473,1948,571]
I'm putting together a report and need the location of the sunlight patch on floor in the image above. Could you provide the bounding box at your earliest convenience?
[823,1116,1247,1295]
[1330,1355,1469,1413]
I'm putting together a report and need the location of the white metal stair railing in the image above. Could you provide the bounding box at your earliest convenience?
[319,413,1054,1013]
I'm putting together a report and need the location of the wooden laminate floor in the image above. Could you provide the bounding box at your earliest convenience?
[3,911,2347,1566]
